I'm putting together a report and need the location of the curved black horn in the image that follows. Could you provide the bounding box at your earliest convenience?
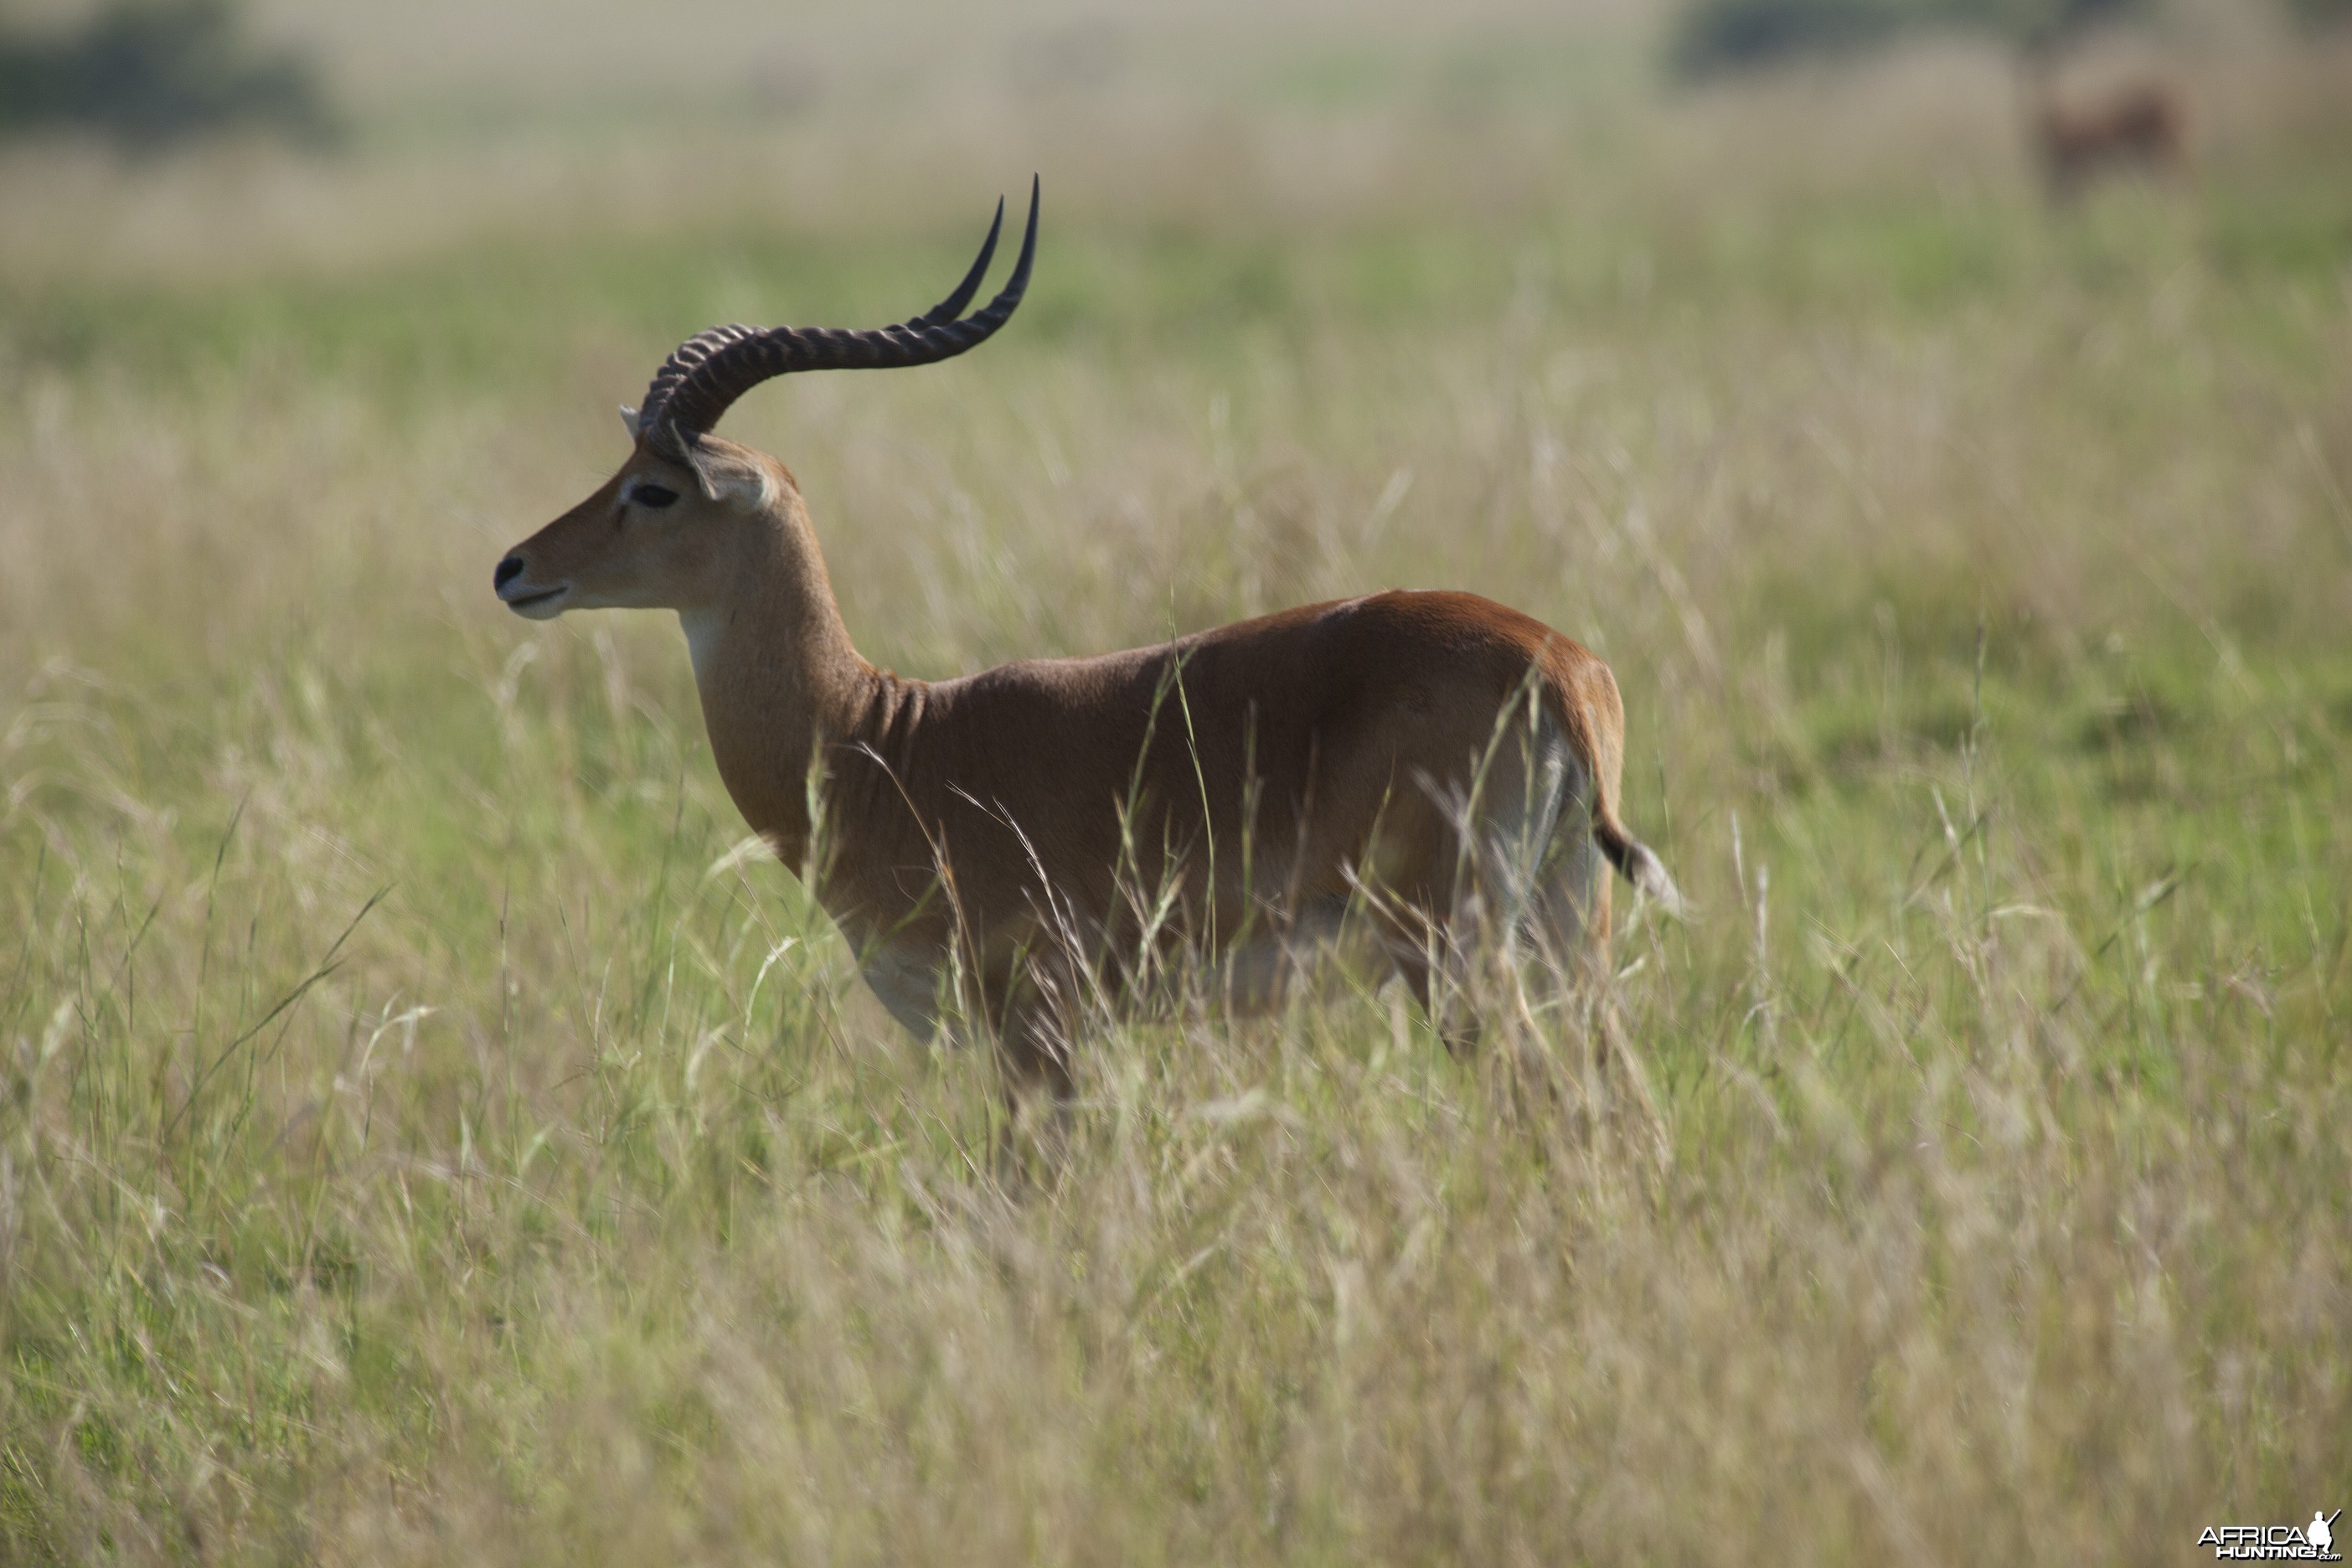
[639,178,1040,456]
[911,195,1003,328]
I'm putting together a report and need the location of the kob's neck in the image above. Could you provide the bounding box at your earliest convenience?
[680,495,873,866]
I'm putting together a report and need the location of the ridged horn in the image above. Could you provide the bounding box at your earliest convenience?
[637,178,1039,459]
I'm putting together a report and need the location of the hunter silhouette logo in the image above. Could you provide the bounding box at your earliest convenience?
[2199,1509,2343,1561]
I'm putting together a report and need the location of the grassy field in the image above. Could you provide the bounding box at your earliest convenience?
[3,5,2350,1561]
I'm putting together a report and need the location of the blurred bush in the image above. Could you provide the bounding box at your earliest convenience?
[1671,0,2150,75]
[2286,0,2352,28]
[0,0,333,151]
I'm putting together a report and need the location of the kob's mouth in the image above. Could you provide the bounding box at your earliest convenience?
[499,582,571,618]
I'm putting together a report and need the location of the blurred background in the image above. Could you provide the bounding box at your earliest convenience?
[2,0,2348,270]
[3,0,2348,658]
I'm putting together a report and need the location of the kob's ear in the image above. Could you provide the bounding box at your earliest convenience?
[619,405,645,440]
[688,444,776,512]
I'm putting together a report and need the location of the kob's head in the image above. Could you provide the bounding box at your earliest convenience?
[495,179,1039,619]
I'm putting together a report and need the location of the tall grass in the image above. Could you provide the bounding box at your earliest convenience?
[3,14,2349,1562]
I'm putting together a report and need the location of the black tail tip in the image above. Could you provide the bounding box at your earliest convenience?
[1600,827,1686,918]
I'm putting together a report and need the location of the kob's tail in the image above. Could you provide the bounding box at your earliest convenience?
[1594,818,1685,919]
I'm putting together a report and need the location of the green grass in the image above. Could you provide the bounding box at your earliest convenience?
[3,30,2350,1561]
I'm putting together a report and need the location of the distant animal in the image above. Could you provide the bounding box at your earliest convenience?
[493,181,1679,1115]
[2031,75,2187,198]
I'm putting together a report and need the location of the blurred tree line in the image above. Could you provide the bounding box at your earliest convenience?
[1673,0,2345,75]
[0,0,331,149]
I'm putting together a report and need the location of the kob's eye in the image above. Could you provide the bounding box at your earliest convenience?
[631,483,679,509]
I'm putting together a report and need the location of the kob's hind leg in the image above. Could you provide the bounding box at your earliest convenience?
[1371,914,1482,1058]
[1389,708,1580,1055]
[1528,807,1613,991]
